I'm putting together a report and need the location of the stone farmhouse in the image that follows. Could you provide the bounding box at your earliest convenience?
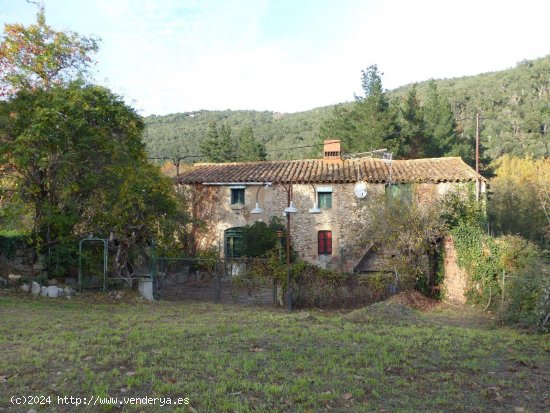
[177,140,485,278]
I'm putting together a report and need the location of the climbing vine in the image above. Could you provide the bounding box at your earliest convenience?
[451,224,502,307]
[451,224,549,330]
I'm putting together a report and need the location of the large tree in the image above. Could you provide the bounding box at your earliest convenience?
[236,126,266,161]
[0,83,143,242]
[398,84,428,158]
[321,65,401,156]
[0,9,186,281]
[423,80,456,157]
[0,7,98,96]
[0,82,184,278]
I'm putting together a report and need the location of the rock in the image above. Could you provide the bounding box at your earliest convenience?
[40,286,48,297]
[64,286,75,296]
[109,291,124,299]
[8,274,22,283]
[20,283,30,293]
[0,277,7,287]
[31,282,41,295]
[47,279,58,286]
[45,286,59,298]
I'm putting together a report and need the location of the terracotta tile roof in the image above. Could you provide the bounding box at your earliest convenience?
[177,157,483,185]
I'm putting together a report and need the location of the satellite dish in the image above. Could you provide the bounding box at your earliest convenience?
[354,182,367,199]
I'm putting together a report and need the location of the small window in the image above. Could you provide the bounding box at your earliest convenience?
[318,230,332,255]
[231,188,245,205]
[318,192,332,209]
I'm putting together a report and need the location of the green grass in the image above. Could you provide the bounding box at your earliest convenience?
[1,293,549,412]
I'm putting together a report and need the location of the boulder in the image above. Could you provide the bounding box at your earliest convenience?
[31,282,41,295]
[64,286,75,296]
[40,286,48,297]
[8,274,22,283]
[20,283,30,293]
[45,286,59,298]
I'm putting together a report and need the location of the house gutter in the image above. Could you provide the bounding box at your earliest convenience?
[202,182,272,186]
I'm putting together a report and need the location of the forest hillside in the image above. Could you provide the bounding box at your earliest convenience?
[143,56,549,163]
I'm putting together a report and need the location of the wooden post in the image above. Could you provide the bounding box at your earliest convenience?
[475,113,480,201]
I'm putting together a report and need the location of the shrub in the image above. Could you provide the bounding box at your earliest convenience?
[292,263,394,309]
[452,224,550,330]
[241,217,287,258]
[497,236,550,329]
[248,251,395,309]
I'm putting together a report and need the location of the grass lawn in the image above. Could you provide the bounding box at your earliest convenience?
[1,292,549,412]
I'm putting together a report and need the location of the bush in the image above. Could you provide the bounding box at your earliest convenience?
[452,224,550,330]
[497,236,550,329]
[0,233,29,259]
[248,251,395,309]
[241,217,287,258]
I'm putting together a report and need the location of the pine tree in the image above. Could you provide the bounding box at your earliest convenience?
[399,85,427,158]
[237,126,266,161]
[423,80,456,157]
[321,65,400,155]
[199,122,222,162]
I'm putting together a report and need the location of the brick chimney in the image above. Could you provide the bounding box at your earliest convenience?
[323,139,342,162]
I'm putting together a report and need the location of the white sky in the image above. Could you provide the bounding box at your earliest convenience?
[0,0,548,116]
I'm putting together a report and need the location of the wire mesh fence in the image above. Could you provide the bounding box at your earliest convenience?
[152,256,277,305]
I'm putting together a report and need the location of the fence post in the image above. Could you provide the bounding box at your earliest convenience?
[272,278,277,306]
[501,270,506,315]
[150,240,158,299]
[214,259,221,302]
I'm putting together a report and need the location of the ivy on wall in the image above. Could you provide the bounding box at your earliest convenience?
[451,224,549,330]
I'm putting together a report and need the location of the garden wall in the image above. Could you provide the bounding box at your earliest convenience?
[442,236,467,303]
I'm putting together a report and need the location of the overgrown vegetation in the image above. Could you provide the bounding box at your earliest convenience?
[451,224,550,330]
[0,8,186,281]
[241,218,286,258]
[441,186,550,331]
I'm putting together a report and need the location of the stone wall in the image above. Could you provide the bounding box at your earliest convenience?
[187,181,474,273]
[442,236,468,303]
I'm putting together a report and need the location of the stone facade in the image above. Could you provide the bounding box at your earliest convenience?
[441,236,468,303]
[185,181,474,273]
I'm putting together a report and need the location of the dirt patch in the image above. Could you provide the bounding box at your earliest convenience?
[343,302,421,325]
[386,290,440,311]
